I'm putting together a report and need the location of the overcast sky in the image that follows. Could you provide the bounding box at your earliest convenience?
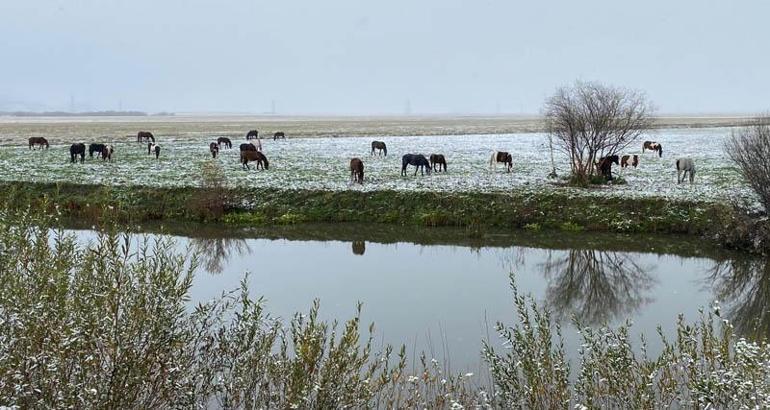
[1,0,768,114]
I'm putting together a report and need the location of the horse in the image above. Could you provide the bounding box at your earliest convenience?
[101,145,114,162]
[352,241,365,255]
[217,137,232,149]
[70,143,85,163]
[401,154,431,176]
[676,158,696,184]
[245,130,259,140]
[240,142,261,152]
[371,141,387,156]
[489,151,513,172]
[28,137,49,149]
[137,131,155,143]
[241,151,269,170]
[148,143,161,159]
[429,154,447,172]
[273,131,285,140]
[621,154,639,168]
[89,143,107,158]
[642,141,663,157]
[210,142,219,158]
[596,155,620,180]
[350,158,364,184]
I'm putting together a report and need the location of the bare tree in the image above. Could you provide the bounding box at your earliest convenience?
[544,81,654,184]
[726,117,770,212]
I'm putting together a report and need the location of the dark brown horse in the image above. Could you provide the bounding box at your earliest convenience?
[137,131,155,143]
[273,131,285,140]
[245,130,259,140]
[402,154,431,176]
[371,141,387,156]
[621,154,639,168]
[217,137,232,149]
[490,151,513,172]
[642,141,663,157]
[350,158,364,184]
[429,154,447,172]
[28,137,49,149]
[597,155,619,180]
[241,151,269,170]
[148,143,161,159]
[70,143,85,163]
[239,142,261,152]
[210,142,219,158]
[89,143,107,158]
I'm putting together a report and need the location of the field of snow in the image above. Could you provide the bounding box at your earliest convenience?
[0,126,752,205]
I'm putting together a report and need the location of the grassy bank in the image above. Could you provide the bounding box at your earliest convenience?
[0,180,762,252]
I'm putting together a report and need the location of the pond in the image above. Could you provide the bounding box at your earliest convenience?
[68,224,768,374]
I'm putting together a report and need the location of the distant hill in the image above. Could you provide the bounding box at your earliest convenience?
[0,110,158,117]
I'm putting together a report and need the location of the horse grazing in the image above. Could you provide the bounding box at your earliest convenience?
[490,151,513,172]
[642,141,663,157]
[621,154,639,168]
[89,143,107,158]
[241,151,269,170]
[70,143,85,163]
[28,137,49,149]
[137,131,155,143]
[245,130,259,140]
[596,155,620,180]
[240,142,261,152]
[101,145,114,162]
[350,158,364,184]
[429,154,447,172]
[273,131,285,140]
[148,143,161,159]
[210,142,219,158]
[676,158,696,184]
[371,141,387,156]
[401,154,431,176]
[217,137,232,149]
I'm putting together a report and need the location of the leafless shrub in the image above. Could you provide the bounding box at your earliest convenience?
[544,81,654,185]
[726,117,770,213]
[193,160,230,220]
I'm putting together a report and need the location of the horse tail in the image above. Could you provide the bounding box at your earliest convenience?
[658,145,663,157]
[489,152,495,166]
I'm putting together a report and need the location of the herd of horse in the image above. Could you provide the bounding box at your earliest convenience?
[26,132,697,185]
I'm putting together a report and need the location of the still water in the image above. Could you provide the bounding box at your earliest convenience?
[71,224,768,373]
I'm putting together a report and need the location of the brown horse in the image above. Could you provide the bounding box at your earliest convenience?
[621,154,639,168]
[241,151,269,170]
[596,155,619,180]
[350,158,364,184]
[28,137,49,149]
[490,151,512,172]
[137,131,155,143]
[245,130,259,140]
[217,137,232,149]
[210,142,219,158]
[429,154,447,172]
[273,131,285,140]
[642,141,663,157]
[371,141,387,156]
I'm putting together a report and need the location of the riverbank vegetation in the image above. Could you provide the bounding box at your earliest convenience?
[1,209,769,408]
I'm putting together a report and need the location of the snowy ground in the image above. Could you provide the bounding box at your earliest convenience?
[0,126,751,205]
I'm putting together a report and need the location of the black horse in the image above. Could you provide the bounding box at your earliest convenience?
[273,131,285,140]
[597,155,619,180]
[401,154,431,176]
[28,137,49,149]
[217,137,232,149]
[429,154,447,172]
[89,143,107,158]
[137,131,155,143]
[245,130,259,140]
[210,142,219,158]
[371,141,387,156]
[70,143,85,163]
[240,142,258,152]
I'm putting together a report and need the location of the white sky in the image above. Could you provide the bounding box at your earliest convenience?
[1,0,768,114]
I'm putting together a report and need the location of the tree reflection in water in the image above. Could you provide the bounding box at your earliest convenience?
[706,257,770,339]
[189,236,250,274]
[540,250,656,325]
[352,241,366,255]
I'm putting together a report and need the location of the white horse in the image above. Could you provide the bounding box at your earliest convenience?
[676,158,695,183]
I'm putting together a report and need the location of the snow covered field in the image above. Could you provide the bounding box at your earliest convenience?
[0,126,750,204]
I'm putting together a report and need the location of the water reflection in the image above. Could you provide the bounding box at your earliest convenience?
[540,250,655,325]
[189,237,250,274]
[352,241,366,255]
[707,258,770,339]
